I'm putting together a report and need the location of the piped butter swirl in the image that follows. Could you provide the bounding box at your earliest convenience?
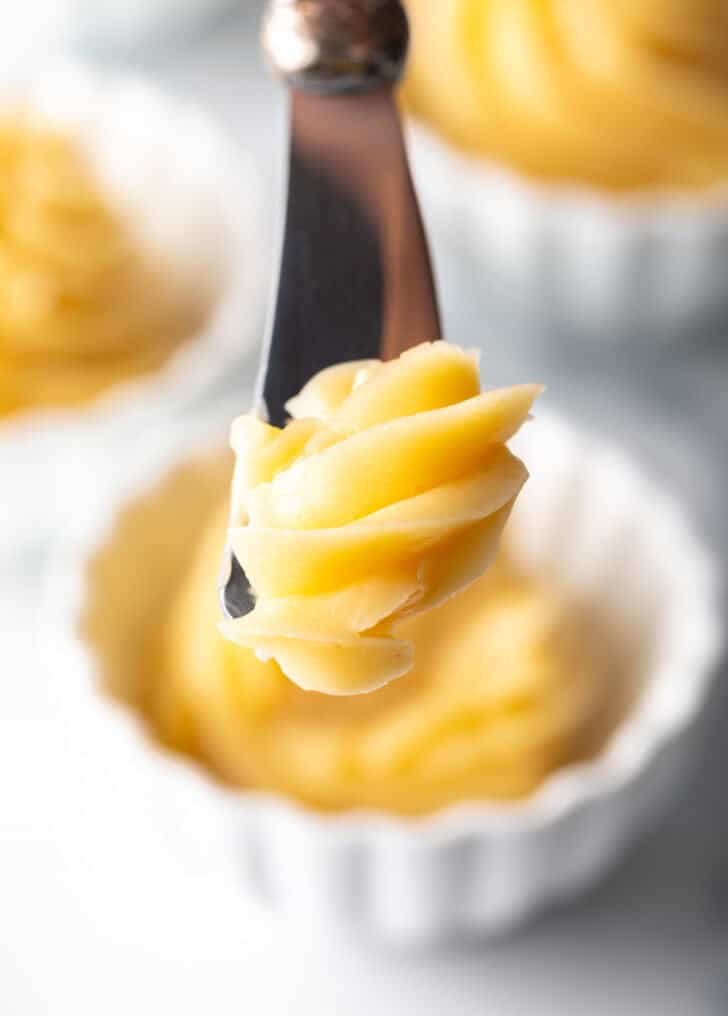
[0,121,202,415]
[404,0,728,190]
[220,342,541,695]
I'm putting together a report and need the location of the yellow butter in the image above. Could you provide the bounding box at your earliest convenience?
[152,500,610,814]
[403,0,728,190]
[0,121,201,416]
[221,342,542,695]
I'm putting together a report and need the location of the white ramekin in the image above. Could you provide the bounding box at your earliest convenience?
[43,402,723,947]
[0,63,264,556]
[408,123,728,344]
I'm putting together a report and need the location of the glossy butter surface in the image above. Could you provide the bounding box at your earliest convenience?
[221,343,541,694]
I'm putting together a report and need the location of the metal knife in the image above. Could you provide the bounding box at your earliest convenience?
[221,0,442,618]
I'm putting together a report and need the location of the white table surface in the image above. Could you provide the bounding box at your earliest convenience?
[2,4,728,1013]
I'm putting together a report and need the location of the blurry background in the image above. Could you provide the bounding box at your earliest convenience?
[1,2,727,1013]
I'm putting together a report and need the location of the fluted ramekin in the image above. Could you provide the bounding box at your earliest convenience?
[0,62,263,555]
[408,123,728,344]
[43,402,723,947]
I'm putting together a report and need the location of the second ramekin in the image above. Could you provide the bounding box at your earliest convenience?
[43,399,724,946]
[409,123,728,344]
[0,62,264,556]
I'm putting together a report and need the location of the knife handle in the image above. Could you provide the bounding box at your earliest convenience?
[262,0,409,95]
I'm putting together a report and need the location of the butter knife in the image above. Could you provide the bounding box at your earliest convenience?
[221,0,442,618]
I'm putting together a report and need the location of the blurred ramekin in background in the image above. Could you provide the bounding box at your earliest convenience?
[408,124,728,345]
[43,402,723,947]
[0,63,264,556]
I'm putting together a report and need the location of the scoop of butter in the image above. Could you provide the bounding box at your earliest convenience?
[220,342,542,695]
[404,0,728,191]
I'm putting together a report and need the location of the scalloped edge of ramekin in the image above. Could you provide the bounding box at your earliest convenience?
[407,121,728,344]
[0,61,265,554]
[42,401,725,946]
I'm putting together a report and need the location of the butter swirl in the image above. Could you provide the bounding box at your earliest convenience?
[220,342,541,695]
[404,0,728,190]
[0,121,202,415]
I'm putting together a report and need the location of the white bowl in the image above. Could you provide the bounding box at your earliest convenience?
[0,63,264,555]
[43,402,723,947]
[408,123,728,344]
